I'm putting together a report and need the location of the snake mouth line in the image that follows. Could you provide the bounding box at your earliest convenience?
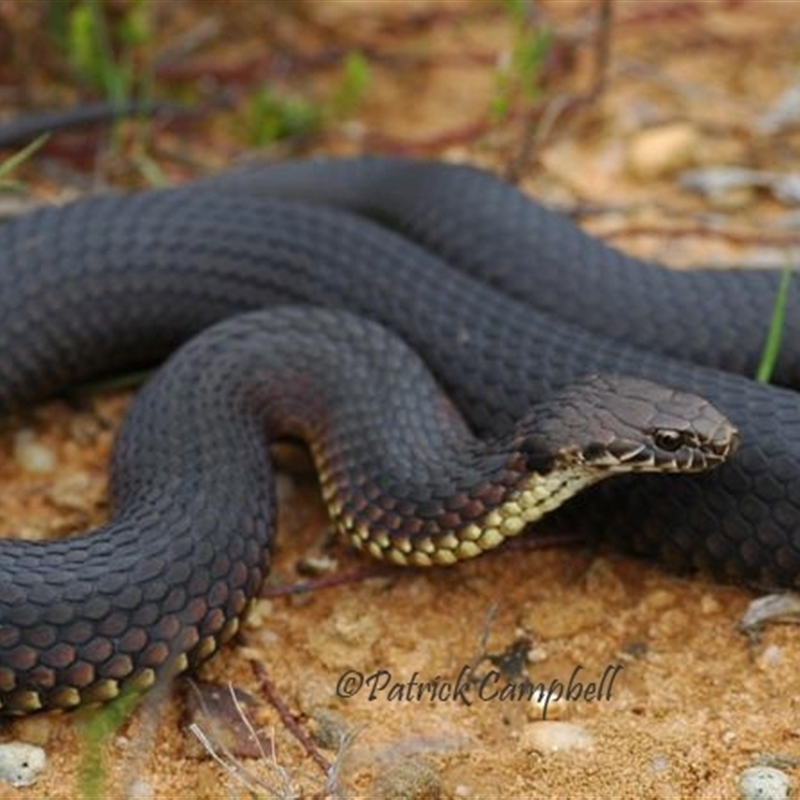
[582,433,739,472]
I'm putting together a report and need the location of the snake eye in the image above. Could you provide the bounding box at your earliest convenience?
[654,429,683,452]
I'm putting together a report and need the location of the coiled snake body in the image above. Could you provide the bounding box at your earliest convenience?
[0,156,795,714]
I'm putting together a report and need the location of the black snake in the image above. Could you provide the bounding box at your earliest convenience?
[0,155,794,714]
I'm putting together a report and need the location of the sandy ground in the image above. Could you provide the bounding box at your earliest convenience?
[1,1,800,798]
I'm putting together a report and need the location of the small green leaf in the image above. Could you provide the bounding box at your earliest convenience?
[67,4,97,79]
[491,7,550,122]
[332,51,371,118]
[249,88,321,147]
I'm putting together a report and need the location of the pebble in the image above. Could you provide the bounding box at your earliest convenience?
[739,766,791,800]
[521,721,595,754]
[0,742,46,787]
[626,122,698,180]
[13,430,56,473]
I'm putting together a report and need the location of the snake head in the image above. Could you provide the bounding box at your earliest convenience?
[518,374,740,476]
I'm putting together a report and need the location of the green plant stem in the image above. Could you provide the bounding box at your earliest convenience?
[0,134,50,185]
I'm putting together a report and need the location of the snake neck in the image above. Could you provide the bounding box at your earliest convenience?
[311,430,602,567]
[310,371,738,568]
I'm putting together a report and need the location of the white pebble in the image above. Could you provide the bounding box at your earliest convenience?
[13,430,56,473]
[128,779,155,799]
[739,766,791,800]
[521,721,595,754]
[0,742,46,787]
[650,754,672,774]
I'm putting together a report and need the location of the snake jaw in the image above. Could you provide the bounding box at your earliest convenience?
[574,427,739,474]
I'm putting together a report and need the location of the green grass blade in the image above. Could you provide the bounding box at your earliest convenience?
[77,690,143,800]
[0,133,50,183]
[756,267,793,383]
